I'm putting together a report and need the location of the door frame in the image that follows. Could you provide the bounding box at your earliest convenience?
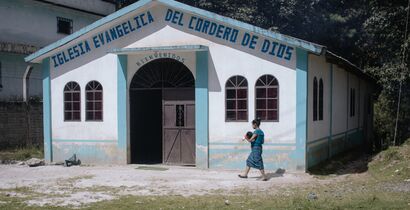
[118,47,209,168]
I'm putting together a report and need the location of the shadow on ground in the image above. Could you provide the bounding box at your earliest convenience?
[245,168,286,180]
[308,149,372,176]
[266,168,286,180]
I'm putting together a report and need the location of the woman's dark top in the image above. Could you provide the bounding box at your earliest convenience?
[251,129,264,147]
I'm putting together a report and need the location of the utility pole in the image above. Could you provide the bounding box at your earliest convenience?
[393,0,410,146]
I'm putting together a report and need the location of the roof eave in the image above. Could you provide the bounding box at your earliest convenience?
[325,51,378,84]
[25,0,325,63]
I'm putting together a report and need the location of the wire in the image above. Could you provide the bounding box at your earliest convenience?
[393,0,410,145]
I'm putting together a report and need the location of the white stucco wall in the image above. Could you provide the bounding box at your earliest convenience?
[209,45,297,143]
[50,54,118,141]
[331,66,348,135]
[305,52,374,152]
[125,26,297,144]
[330,66,369,136]
[307,54,331,142]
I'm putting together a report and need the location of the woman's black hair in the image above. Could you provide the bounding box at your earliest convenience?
[252,118,262,127]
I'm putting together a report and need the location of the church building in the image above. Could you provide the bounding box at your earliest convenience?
[25,0,376,171]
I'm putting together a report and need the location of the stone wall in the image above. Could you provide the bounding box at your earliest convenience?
[0,101,43,148]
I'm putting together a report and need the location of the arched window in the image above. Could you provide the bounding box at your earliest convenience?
[313,77,318,121]
[350,88,356,117]
[64,82,81,121]
[319,78,324,120]
[313,77,324,121]
[86,81,103,121]
[226,76,248,121]
[255,75,279,121]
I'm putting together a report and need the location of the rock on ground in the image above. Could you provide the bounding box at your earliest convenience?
[25,158,45,167]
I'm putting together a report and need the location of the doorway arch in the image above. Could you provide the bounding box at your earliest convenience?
[129,58,196,165]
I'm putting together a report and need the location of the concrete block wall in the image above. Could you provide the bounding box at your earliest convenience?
[0,102,43,148]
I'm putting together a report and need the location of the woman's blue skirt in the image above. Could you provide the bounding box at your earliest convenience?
[246,146,264,170]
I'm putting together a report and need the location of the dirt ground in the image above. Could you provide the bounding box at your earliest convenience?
[0,164,338,207]
[1,143,409,209]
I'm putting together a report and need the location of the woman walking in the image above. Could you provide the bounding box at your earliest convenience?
[238,118,268,181]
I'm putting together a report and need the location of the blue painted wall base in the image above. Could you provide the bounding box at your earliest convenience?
[53,141,126,164]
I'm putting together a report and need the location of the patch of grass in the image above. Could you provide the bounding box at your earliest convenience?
[1,186,56,197]
[2,191,408,210]
[383,148,402,161]
[1,179,409,210]
[0,147,43,161]
[0,186,34,196]
[0,192,66,210]
[368,140,410,181]
[65,175,95,182]
[310,139,410,180]
[56,175,97,193]
[84,186,121,194]
[0,186,50,209]
[308,148,368,177]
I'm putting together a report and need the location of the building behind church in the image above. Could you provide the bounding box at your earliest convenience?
[0,0,115,147]
[0,0,116,101]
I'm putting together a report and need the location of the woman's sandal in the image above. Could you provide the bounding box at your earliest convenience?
[238,174,248,179]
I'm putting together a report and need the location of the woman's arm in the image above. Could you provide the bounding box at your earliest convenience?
[247,134,258,143]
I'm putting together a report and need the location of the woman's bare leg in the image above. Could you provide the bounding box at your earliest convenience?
[260,169,267,180]
[241,166,251,176]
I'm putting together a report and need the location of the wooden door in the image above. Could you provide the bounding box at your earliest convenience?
[162,89,195,165]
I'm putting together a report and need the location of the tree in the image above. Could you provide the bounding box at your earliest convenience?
[359,0,410,146]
